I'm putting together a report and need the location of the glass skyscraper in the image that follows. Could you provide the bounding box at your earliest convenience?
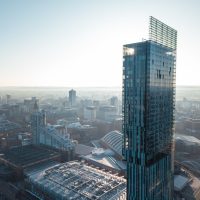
[122,17,177,200]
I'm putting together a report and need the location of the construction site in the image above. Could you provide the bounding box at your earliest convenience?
[26,161,126,200]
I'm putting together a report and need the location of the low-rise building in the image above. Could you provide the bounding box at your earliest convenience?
[26,161,126,200]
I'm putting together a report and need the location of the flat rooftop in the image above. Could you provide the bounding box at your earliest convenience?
[83,154,126,172]
[27,161,126,200]
[175,134,200,146]
[0,145,60,169]
[174,175,189,191]
[75,144,95,156]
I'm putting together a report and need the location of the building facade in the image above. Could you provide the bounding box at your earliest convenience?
[84,106,96,121]
[123,17,177,199]
[31,109,75,153]
[31,110,46,144]
[69,89,76,107]
[97,105,117,121]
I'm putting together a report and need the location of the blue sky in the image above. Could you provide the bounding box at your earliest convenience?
[0,0,200,87]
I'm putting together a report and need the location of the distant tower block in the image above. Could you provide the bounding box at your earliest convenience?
[84,106,96,121]
[69,89,76,107]
[6,94,11,104]
[110,96,119,113]
[31,110,46,144]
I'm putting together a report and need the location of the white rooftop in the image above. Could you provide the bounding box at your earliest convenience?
[174,175,189,191]
[175,133,200,146]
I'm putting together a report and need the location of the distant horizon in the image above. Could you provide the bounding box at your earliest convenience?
[0,85,200,89]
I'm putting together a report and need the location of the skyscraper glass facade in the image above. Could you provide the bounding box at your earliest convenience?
[123,17,177,200]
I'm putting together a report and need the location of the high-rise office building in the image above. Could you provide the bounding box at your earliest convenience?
[110,96,119,113]
[69,89,76,107]
[123,17,177,199]
[31,108,46,144]
[6,94,11,105]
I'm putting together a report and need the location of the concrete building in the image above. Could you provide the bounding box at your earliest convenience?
[84,106,96,121]
[67,122,97,144]
[18,132,32,146]
[97,105,117,121]
[31,109,46,145]
[69,89,76,107]
[110,96,119,113]
[23,97,39,113]
[6,95,11,105]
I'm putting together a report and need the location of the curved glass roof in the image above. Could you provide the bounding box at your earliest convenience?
[101,130,122,156]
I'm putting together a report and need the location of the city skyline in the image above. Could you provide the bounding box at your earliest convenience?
[0,0,199,87]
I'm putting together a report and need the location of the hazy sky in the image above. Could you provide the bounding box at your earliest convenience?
[0,0,199,87]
